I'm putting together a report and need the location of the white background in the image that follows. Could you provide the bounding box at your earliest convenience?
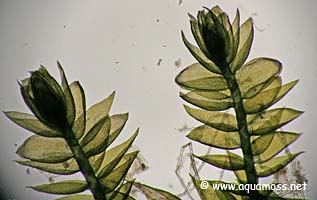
[0,0,316,199]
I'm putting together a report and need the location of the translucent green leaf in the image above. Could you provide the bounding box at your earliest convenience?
[99,151,138,193]
[58,62,75,127]
[106,181,135,200]
[187,125,240,149]
[190,90,230,99]
[236,58,282,98]
[196,151,244,170]
[80,116,107,147]
[230,18,253,72]
[184,105,238,132]
[244,80,298,114]
[133,182,181,200]
[85,91,115,135]
[248,108,303,135]
[175,63,227,91]
[4,111,62,137]
[253,132,301,163]
[84,116,111,157]
[30,180,87,194]
[256,152,303,177]
[231,9,240,64]
[107,113,129,147]
[191,176,236,200]
[181,32,221,74]
[180,91,232,111]
[16,158,79,175]
[17,135,72,163]
[97,130,139,178]
[70,81,86,139]
[89,151,105,173]
[55,195,94,200]
[234,170,247,184]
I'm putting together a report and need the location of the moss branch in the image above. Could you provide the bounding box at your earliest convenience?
[221,65,265,199]
[63,124,106,200]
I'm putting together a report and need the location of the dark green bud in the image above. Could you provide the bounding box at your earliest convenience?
[20,67,68,129]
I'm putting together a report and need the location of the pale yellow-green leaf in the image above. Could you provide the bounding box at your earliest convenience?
[244,80,298,114]
[89,151,105,173]
[80,116,107,147]
[180,91,232,111]
[248,108,303,135]
[230,18,253,72]
[236,58,282,98]
[16,158,79,175]
[175,63,227,91]
[30,180,87,194]
[58,62,75,127]
[55,195,94,200]
[187,125,240,149]
[133,182,181,200]
[85,91,114,135]
[191,176,236,200]
[99,151,138,193]
[97,130,138,178]
[84,116,111,157]
[234,170,247,184]
[231,9,240,64]
[253,132,301,163]
[4,111,62,137]
[196,151,244,170]
[17,135,72,163]
[107,113,129,147]
[70,81,86,139]
[181,32,221,74]
[184,105,238,132]
[256,152,303,177]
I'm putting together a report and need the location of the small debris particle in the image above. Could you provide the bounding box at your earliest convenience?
[63,25,66,29]
[115,61,119,64]
[178,0,183,5]
[162,45,167,48]
[156,19,160,23]
[157,58,162,66]
[174,58,182,67]
[26,168,31,175]
[251,13,258,17]
[49,176,55,183]
[14,143,17,147]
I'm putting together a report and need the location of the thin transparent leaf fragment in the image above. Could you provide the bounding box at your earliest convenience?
[175,63,227,91]
[248,108,303,135]
[16,158,79,175]
[196,151,244,170]
[236,57,282,98]
[134,182,181,200]
[187,125,240,149]
[4,111,62,137]
[30,180,87,194]
[256,152,303,177]
[185,105,238,132]
[17,135,72,163]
